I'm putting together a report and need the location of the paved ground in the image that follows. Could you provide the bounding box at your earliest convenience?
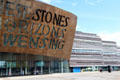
[0,71,120,80]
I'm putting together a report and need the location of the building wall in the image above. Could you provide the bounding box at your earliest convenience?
[102,41,120,66]
[117,47,120,65]
[70,31,120,68]
[70,31,103,67]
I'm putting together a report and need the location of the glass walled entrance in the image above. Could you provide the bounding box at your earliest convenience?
[0,52,69,77]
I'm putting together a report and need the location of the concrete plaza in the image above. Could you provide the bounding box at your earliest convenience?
[0,71,120,80]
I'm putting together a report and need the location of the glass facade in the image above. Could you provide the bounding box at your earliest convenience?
[0,52,69,77]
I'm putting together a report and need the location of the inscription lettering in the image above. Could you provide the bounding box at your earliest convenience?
[0,0,4,15]
[3,33,18,47]
[18,35,28,48]
[0,0,76,56]
[4,19,16,32]
[32,9,70,27]
[0,17,2,30]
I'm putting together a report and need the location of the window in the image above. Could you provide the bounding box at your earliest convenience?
[0,61,5,68]
[72,49,101,53]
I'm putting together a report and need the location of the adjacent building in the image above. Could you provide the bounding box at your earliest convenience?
[102,41,120,70]
[70,31,120,72]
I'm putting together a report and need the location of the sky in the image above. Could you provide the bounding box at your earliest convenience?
[37,0,120,46]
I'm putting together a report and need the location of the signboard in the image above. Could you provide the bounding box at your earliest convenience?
[0,0,77,59]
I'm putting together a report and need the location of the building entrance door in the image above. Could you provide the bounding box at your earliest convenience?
[0,68,6,76]
[43,61,50,74]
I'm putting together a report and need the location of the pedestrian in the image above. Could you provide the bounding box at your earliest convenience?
[108,65,111,73]
[99,68,103,72]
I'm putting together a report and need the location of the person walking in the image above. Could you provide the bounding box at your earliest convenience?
[99,68,103,72]
[108,65,111,73]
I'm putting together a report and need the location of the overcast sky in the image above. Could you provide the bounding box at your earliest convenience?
[37,0,120,46]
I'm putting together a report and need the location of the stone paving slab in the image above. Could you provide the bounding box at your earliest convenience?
[0,71,120,80]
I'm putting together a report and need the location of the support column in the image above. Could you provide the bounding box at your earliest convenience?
[40,66,43,74]
[40,60,43,74]
[40,57,44,74]
[20,67,24,75]
[61,60,63,73]
[25,67,27,75]
[25,61,28,75]
[34,66,36,75]
[6,68,8,76]
[49,61,51,74]
[9,67,12,76]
